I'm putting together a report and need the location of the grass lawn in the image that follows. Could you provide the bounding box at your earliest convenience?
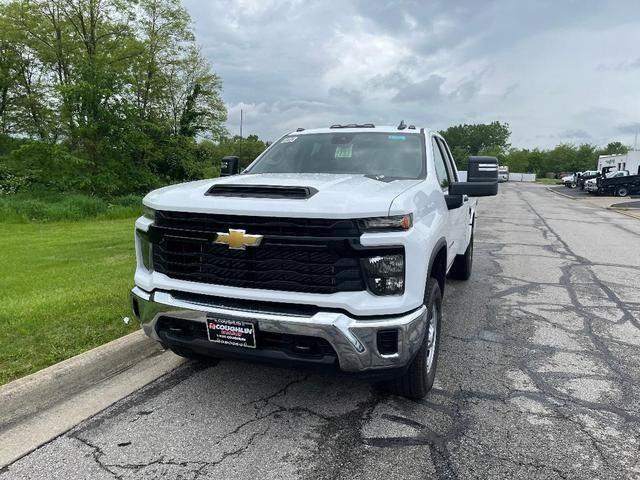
[536,177,561,185]
[0,217,139,385]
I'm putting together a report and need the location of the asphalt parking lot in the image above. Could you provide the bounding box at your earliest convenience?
[549,184,640,200]
[3,183,640,479]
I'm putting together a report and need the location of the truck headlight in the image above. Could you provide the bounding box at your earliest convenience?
[362,253,405,295]
[137,230,153,271]
[143,205,155,221]
[359,214,412,232]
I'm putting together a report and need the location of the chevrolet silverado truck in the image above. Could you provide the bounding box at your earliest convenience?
[131,124,498,398]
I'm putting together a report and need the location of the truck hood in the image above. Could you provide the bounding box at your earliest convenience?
[143,173,421,218]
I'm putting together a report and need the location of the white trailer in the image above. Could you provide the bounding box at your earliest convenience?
[598,151,640,175]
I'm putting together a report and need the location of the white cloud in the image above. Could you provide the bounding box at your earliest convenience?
[184,0,640,149]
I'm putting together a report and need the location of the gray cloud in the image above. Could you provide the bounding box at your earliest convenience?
[558,129,592,140]
[184,0,640,148]
[616,123,640,135]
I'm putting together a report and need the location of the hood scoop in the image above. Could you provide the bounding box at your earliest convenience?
[206,184,318,199]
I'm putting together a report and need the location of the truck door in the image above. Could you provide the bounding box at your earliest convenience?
[438,137,469,259]
[431,137,467,267]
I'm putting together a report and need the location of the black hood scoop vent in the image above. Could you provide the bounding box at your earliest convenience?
[206,184,318,199]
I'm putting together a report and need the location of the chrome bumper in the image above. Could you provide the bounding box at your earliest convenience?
[130,287,427,373]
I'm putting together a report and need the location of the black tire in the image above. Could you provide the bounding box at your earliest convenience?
[617,186,629,197]
[449,232,473,280]
[385,278,442,399]
[569,181,577,189]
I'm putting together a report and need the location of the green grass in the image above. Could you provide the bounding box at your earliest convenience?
[0,217,139,385]
[536,177,561,185]
[0,192,142,223]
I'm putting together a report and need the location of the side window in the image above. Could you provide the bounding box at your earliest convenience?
[431,138,450,189]
[437,138,459,182]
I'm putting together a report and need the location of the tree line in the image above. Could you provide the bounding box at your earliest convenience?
[0,0,255,196]
[440,121,629,176]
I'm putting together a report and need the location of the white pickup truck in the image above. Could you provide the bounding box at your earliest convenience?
[131,124,498,398]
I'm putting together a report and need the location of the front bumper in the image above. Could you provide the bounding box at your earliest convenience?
[131,287,427,373]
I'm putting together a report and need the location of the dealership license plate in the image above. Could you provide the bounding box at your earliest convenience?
[206,317,256,349]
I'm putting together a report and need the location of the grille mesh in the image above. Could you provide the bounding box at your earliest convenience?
[151,211,365,294]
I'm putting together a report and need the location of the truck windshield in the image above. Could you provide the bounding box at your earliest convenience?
[246,132,425,179]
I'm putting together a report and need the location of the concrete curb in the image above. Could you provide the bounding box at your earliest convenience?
[607,206,640,220]
[0,330,183,468]
[0,330,160,429]
[546,186,577,200]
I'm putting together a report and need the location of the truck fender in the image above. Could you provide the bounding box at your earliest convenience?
[426,237,448,297]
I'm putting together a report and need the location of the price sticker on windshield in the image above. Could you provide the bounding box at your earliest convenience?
[335,144,353,158]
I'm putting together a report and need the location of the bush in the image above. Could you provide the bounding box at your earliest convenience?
[0,142,90,193]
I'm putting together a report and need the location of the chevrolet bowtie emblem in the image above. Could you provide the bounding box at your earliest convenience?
[214,229,263,250]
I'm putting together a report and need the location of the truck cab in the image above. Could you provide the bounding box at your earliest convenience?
[131,124,498,398]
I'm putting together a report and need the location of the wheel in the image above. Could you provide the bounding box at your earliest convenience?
[384,278,442,399]
[617,186,629,197]
[569,181,577,189]
[449,232,473,280]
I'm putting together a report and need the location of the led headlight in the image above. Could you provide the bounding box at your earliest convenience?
[362,253,405,295]
[143,205,155,221]
[359,214,412,232]
[136,229,153,271]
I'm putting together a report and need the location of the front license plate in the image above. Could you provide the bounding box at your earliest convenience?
[206,317,256,349]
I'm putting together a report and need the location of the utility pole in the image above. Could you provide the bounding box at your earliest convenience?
[240,108,244,163]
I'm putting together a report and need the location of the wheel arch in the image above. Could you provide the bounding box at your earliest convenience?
[427,238,448,297]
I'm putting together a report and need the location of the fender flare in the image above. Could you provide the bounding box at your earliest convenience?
[427,237,448,286]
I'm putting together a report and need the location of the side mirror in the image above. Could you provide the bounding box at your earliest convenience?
[448,156,498,197]
[220,156,240,176]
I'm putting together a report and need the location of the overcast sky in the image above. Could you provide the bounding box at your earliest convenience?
[184,0,640,149]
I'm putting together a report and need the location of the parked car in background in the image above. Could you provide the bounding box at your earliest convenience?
[596,170,640,197]
[498,165,509,182]
[577,170,599,190]
[585,170,630,194]
[562,172,581,188]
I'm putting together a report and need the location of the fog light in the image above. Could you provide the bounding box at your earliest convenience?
[362,253,405,295]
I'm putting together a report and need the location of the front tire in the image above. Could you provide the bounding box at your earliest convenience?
[385,278,442,399]
[449,232,474,280]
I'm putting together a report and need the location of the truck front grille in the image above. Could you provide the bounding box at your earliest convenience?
[150,211,366,294]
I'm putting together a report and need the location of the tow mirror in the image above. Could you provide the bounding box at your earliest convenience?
[220,156,240,176]
[448,156,499,197]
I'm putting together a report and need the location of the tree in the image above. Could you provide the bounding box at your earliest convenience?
[0,0,229,195]
[440,121,511,169]
[599,141,629,156]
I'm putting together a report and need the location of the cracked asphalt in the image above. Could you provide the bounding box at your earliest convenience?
[3,183,640,479]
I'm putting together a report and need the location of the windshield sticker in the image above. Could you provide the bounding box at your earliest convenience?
[281,136,297,143]
[335,144,353,158]
[388,135,406,141]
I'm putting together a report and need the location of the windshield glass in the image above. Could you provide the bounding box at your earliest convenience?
[247,132,425,178]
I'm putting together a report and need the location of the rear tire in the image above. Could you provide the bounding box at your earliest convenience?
[617,186,629,197]
[449,232,474,280]
[384,278,442,399]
